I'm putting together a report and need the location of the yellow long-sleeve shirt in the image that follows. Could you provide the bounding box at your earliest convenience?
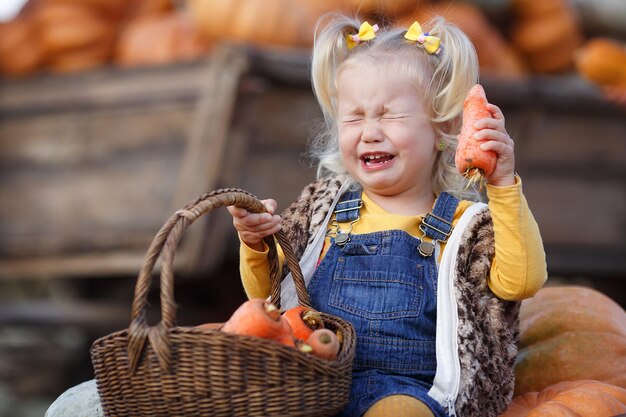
[239,177,547,301]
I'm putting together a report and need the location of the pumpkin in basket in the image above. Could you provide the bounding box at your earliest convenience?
[187,0,317,47]
[499,380,626,417]
[514,286,626,396]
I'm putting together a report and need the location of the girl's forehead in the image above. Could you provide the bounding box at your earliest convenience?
[338,53,428,83]
[339,55,386,74]
[337,60,424,93]
[338,60,397,85]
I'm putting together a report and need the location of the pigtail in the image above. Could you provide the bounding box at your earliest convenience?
[421,17,480,199]
[427,17,479,124]
[309,14,363,178]
[311,14,361,122]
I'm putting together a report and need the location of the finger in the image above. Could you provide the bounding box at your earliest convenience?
[479,139,514,154]
[261,199,278,215]
[474,129,513,145]
[259,222,282,237]
[245,215,282,231]
[473,117,504,131]
[238,214,281,230]
[239,221,282,240]
[239,212,275,227]
[487,103,505,121]
[227,205,249,218]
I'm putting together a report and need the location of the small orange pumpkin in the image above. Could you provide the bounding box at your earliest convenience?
[515,286,626,396]
[499,380,626,417]
[575,38,626,88]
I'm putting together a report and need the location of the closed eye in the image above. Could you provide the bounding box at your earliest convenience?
[382,114,409,120]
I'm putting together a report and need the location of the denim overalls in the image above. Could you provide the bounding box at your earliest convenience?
[307,188,459,417]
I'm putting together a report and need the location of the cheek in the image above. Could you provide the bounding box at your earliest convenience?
[338,128,357,155]
[338,140,353,163]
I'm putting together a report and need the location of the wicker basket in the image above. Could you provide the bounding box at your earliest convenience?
[90,188,356,417]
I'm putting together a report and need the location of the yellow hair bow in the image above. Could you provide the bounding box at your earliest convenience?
[404,21,442,55]
[346,21,379,50]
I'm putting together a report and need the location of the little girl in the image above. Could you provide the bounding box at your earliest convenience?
[228,15,547,417]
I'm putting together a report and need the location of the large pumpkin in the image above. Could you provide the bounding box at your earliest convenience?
[187,0,317,47]
[115,13,211,68]
[510,0,583,73]
[396,3,526,76]
[342,0,424,18]
[0,15,44,77]
[499,380,626,417]
[35,2,116,55]
[33,1,118,72]
[42,0,127,19]
[515,286,626,396]
[124,0,173,20]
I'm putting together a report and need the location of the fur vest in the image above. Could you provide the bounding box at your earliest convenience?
[279,175,520,417]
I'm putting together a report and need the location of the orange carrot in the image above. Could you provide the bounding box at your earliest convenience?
[305,328,340,361]
[455,84,497,188]
[221,298,287,340]
[282,306,324,341]
[275,317,297,347]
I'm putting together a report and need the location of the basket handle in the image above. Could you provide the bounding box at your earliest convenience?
[127,188,310,372]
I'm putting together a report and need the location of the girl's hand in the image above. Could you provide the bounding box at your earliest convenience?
[227,199,281,251]
[473,103,516,187]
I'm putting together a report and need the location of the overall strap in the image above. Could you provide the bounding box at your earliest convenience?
[329,187,363,246]
[334,187,363,223]
[418,192,460,257]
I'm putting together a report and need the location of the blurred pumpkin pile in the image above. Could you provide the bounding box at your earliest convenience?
[1,0,626,95]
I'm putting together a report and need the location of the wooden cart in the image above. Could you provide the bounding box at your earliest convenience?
[0,46,624,301]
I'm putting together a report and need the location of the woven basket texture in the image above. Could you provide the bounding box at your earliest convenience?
[90,188,356,417]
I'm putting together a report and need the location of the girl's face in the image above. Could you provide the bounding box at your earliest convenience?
[336,64,438,201]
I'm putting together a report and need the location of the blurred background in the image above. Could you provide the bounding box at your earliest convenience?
[0,0,624,415]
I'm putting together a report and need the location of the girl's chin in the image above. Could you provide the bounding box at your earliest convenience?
[355,174,400,191]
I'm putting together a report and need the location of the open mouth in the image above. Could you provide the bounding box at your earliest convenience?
[362,153,394,166]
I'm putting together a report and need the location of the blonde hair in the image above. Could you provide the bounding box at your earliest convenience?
[308,14,479,198]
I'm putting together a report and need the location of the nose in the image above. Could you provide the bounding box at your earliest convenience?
[361,118,384,143]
